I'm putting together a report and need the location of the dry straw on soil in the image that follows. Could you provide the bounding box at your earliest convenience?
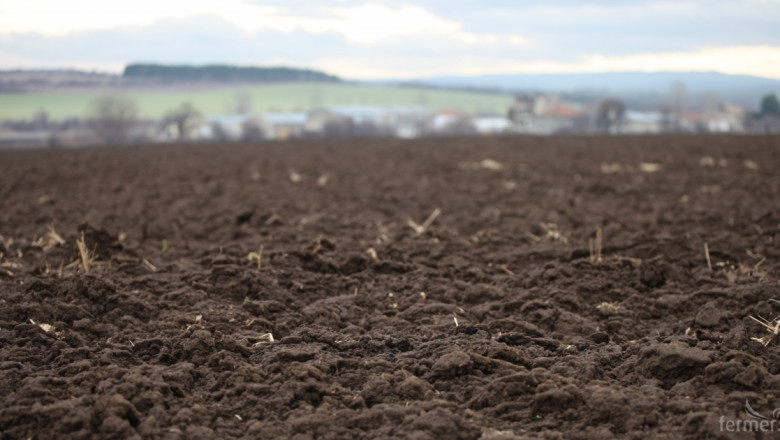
[750,315,780,346]
[704,242,712,271]
[76,232,95,273]
[749,299,780,346]
[540,222,568,244]
[408,208,441,235]
[32,224,65,251]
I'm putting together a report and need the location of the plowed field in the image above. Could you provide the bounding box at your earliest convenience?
[1,135,779,439]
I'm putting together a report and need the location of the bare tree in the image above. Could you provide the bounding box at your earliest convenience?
[234,91,252,114]
[669,81,687,119]
[441,115,477,136]
[241,120,265,141]
[595,99,626,133]
[164,102,201,140]
[87,96,138,145]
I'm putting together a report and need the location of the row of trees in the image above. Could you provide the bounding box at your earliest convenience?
[592,92,780,133]
[86,96,202,145]
[123,64,341,83]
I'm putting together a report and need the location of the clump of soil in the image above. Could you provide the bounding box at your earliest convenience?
[1,135,779,439]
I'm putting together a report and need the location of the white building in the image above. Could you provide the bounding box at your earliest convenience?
[473,116,512,135]
[206,114,252,140]
[306,105,431,138]
[619,111,664,134]
[258,112,308,140]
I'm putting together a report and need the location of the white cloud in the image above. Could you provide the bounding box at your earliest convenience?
[217,3,514,46]
[0,50,125,72]
[0,2,778,81]
[0,1,495,45]
[577,46,780,78]
[0,0,272,35]
[313,45,780,80]
[312,3,459,43]
[509,35,530,47]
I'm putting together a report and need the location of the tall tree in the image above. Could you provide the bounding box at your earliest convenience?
[759,93,780,117]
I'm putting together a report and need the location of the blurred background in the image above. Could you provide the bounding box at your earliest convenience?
[1,0,779,147]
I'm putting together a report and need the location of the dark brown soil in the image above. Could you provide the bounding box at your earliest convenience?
[1,135,779,439]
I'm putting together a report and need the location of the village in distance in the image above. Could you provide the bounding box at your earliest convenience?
[1,64,780,148]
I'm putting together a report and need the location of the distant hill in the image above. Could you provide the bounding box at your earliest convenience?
[405,71,780,93]
[386,71,780,110]
[123,64,341,83]
[0,69,122,92]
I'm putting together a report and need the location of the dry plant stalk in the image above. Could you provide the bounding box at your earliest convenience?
[48,225,65,246]
[589,228,603,263]
[141,259,158,272]
[77,232,95,273]
[750,315,779,346]
[33,224,66,251]
[420,207,442,231]
[540,222,568,244]
[497,263,514,276]
[525,232,542,243]
[408,208,441,235]
[252,333,275,346]
[749,299,780,346]
[256,244,264,269]
[704,242,712,271]
[722,259,769,283]
[739,259,769,282]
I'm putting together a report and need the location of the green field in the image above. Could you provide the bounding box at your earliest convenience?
[0,83,514,121]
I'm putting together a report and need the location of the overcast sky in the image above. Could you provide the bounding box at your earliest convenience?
[1,0,779,79]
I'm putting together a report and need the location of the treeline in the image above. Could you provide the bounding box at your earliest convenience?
[123,64,341,83]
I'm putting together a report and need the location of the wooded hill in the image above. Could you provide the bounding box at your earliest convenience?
[123,64,341,83]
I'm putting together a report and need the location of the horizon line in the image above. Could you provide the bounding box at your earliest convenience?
[3,65,780,83]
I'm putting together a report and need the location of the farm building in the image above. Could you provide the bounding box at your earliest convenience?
[257,112,308,140]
